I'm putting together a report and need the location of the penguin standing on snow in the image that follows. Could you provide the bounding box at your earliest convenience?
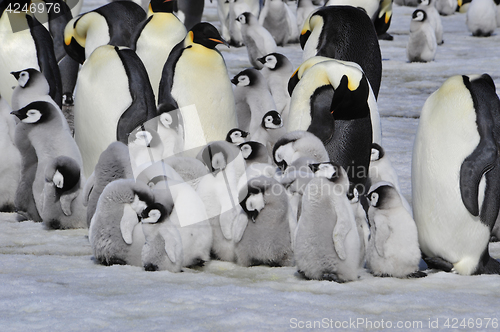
[466,0,497,37]
[299,6,382,99]
[412,74,500,276]
[294,162,361,282]
[407,9,437,63]
[366,182,424,278]
[417,0,444,44]
[130,0,187,99]
[158,23,237,150]
[258,0,298,46]
[73,45,157,177]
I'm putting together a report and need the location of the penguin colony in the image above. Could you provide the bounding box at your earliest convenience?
[0,0,500,282]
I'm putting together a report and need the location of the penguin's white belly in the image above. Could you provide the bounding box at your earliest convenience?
[413,106,490,274]
[74,46,132,177]
[171,48,237,146]
[0,16,39,107]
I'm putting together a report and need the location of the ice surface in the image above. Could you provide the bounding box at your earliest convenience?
[2,0,500,330]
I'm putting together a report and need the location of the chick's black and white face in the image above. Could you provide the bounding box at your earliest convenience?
[412,9,426,22]
[368,191,379,207]
[237,75,250,87]
[240,143,252,159]
[263,111,283,129]
[263,55,277,69]
[370,148,380,161]
[133,130,153,147]
[18,70,30,88]
[130,195,148,215]
[22,109,42,123]
[314,163,336,180]
[237,14,246,24]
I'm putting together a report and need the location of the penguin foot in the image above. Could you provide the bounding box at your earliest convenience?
[186,259,206,268]
[144,263,159,271]
[423,256,453,272]
[490,235,500,242]
[377,32,394,41]
[475,254,500,275]
[44,219,62,230]
[321,272,345,283]
[406,271,427,278]
[104,257,127,266]
[0,203,16,213]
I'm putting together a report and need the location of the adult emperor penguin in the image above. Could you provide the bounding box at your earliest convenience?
[466,0,497,37]
[130,0,187,99]
[366,182,424,278]
[0,95,21,212]
[73,45,157,178]
[233,175,293,267]
[89,179,154,266]
[294,162,361,282]
[63,1,147,64]
[231,68,276,134]
[418,0,444,44]
[0,7,62,108]
[83,141,134,228]
[236,12,277,69]
[412,74,500,275]
[11,101,85,229]
[287,58,377,192]
[299,6,382,99]
[257,53,294,123]
[158,22,237,150]
[258,0,298,46]
[406,9,437,63]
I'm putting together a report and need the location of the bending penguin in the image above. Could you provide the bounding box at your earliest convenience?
[412,74,500,275]
[73,45,157,177]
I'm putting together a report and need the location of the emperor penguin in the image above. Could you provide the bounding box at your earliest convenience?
[233,175,293,267]
[11,101,85,229]
[435,0,457,15]
[63,1,147,64]
[272,130,329,172]
[373,0,395,40]
[287,58,377,193]
[412,74,500,275]
[130,0,187,99]
[89,179,154,266]
[83,141,134,227]
[236,12,277,69]
[226,128,249,144]
[294,162,361,282]
[299,6,382,99]
[296,0,318,34]
[231,68,276,134]
[140,194,184,272]
[73,45,157,178]
[418,0,444,44]
[0,95,21,212]
[250,110,286,156]
[369,143,412,214]
[258,0,298,46]
[257,53,294,123]
[466,0,497,37]
[0,8,62,108]
[406,9,437,63]
[366,182,424,278]
[158,23,237,150]
[195,141,247,262]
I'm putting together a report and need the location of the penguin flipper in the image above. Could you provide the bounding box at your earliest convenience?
[422,255,453,272]
[373,215,390,257]
[232,208,249,243]
[159,223,183,264]
[82,172,95,207]
[60,188,80,216]
[332,200,354,261]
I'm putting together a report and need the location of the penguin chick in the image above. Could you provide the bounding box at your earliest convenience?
[83,141,134,227]
[273,130,329,172]
[155,109,185,159]
[407,9,437,63]
[435,0,457,15]
[466,0,497,37]
[239,141,272,166]
[10,68,61,111]
[127,124,165,178]
[294,162,361,282]
[257,53,293,123]
[40,155,87,229]
[258,0,298,46]
[250,110,286,157]
[226,128,249,144]
[348,187,370,269]
[10,101,84,227]
[140,196,183,272]
[369,143,412,214]
[236,12,277,69]
[233,175,293,267]
[227,0,251,47]
[366,182,424,278]
[232,68,277,134]
[89,179,155,266]
[417,0,444,44]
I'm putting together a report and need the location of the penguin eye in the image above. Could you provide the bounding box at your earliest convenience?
[370,192,380,207]
[238,75,250,86]
[265,116,273,123]
[233,132,241,138]
[370,149,380,161]
[22,109,42,123]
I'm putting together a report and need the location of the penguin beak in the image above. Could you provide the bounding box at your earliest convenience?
[209,37,229,47]
[230,76,238,85]
[10,110,24,120]
[299,30,311,50]
[65,37,86,65]
[257,56,266,64]
[10,71,21,80]
[241,131,249,138]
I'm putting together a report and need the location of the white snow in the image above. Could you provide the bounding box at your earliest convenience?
[2,1,500,330]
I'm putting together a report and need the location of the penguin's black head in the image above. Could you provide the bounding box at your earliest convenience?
[10,68,40,88]
[128,124,162,149]
[226,128,249,143]
[236,12,251,25]
[190,22,228,49]
[366,183,401,210]
[257,53,280,70]
[150,0,178,13]
[330,75,370,120]
[273,137,297,172]
[158,109,180,130]
[412,9,427,21]
[370,143,385,161]
[239,141,267,161]
[262,110,283,129]
[10,101,56,124]
[231,68,259,86]
[239,177,268,222]
[140,201,174,224]
[48,156,81,195]
[309,162,342,182]
[64,15,86,64]
[419,0,431,6]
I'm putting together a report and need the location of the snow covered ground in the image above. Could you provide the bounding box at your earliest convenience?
[2,1,500,331]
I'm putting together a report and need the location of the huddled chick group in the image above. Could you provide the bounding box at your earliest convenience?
[0,0,498,282]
